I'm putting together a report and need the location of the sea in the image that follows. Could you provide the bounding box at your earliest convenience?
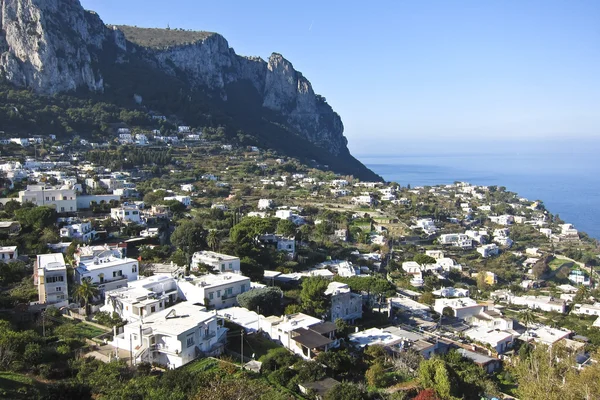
[356,138,600,240]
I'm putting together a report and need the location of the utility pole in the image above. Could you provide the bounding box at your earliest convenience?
[42,312,46,337]
[240,329,244,364]
[129,333,133,367]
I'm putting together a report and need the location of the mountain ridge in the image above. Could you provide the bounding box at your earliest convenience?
[0,0,382,181]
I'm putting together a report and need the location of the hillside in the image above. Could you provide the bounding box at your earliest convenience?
[114,25,216,48]
[0,0,382,181]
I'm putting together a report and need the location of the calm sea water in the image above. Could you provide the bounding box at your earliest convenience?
[357,139,600,239]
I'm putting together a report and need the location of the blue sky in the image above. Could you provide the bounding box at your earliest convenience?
[81,0,600,153]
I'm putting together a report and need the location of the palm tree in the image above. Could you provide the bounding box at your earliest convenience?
[74,277,99,315]
[207,230,220,251]
[521,309,537,332]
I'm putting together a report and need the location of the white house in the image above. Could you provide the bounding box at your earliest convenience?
[60,220,96,242]
[19,184,77,213]
[0,246,18,262]
[163,195,191,207]
[490,215,514,225]
[140,228,159,238]
[432,287,469,298]
[260,313,337,360]
[433,298,485,320]
[325,282,362,323]
[111,302,226,369]
[258,199,274,210]
[259,234,296,257]
[438,234,472,248]
[351,195,373,206]
[507,295,566,313]
[35,253,68,307]
[477,244,499,258]
[74,248,139,298]
[102,275,179,321]
[464,327,513,354]
[519,325,571,347]
[572,303,600,317]
[177,272,251,310]
[180,184,194,192]
[111,206,142,224]
[190,251,240,273]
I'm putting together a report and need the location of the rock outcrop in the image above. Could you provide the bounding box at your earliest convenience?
[0,0,375,177]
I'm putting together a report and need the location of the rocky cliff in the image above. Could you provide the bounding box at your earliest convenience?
[0,0,379,180]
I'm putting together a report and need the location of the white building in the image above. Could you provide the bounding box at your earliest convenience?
[572,303,600,317]
[438,233,472,248]
[257,199,274,210]
[190,251,240,273]
[490,215,514,225]
[140,228,159,238]
[19,185,77,212]
[432,287,469,298]
[477,244,499,258]
[102,275,179,321]
[508,295,566,313]
[177,272,251,310]
[0,246,18,262]
[260,313,337,360]
[163,195,191,207]
[180,184,194,192]
[111,302,226,369]
[111,206,142,224]
[433,298,484,320]
[519,325,571,347]
[35,253,68,307]
[59,220,96,242]
[259,234,296,257]
[74,248,139,297]
[325,282,362,323]
[464,327,513,354]
[351,195,373,206]
[415,219,437,235]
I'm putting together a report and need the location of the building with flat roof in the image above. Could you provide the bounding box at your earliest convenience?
[433,298,485,320]
[75,250,139,298]
[111,302,226,369]
[191,251,240,273]
[19,184,77,212]
[102,275,179,322]
[35,253,68,307]
[325,282,362,323]
[464,327,514,354]
[0,246,18,262]
[110,206,142,224]
[177,272,250,310]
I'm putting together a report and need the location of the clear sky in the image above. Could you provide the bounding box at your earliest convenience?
[80,0,600,154]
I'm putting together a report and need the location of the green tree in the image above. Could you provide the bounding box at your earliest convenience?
[418,357,459,399]
[236,287,282,316]
[419,291,435,305]
[366,362,389,388]
[170,220,207,271]
[15,205,56,230]
[324,382,368,400]
[74,277,100,314]
[520,309,537,331]
[414,254,437,266]
[300,276,330,317]
[276,219,297,237]
[207,230,220,251]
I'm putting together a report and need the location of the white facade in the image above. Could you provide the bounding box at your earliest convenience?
[19,185,77,212]
[75,252,139,297]
[112,302,226,369]
[258,199,274,210]
[102,275,179,322]
[572,303,600,317]
[163,195,191,206]
[464,327,513,354]
[177,273,251,310]
[477,244,499,258]
[59,221,95,242]
[0,246,18,262]
[36,253,68,307]
[259,234,296,256]
[190,251,240,273]
[508,295,566,313]
[433,298,484,320]
[111,206,142,224]
[439,233,473,248]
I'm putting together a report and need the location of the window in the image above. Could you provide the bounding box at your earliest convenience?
[186,336,195,347]
[51,196,55,201]
[60,207,65,212]
[113,270,123,278]
[228,263,232,269]
[125,211,130,216]
[209,292,214,300]
[45,197,49,201]
[150,306,156,313]
[132,265,138,273]
[227,288,233,295]
[56,287,62,292]
[216,290,221,298]
[240,284,246,293]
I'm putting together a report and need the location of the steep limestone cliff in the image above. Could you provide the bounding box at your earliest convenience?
[0,0,379,180]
